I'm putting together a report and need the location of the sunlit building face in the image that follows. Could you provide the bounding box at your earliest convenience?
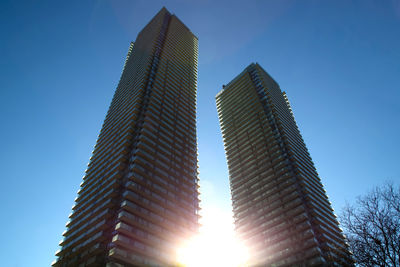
[53,7,200,266]
[216,63,354,266]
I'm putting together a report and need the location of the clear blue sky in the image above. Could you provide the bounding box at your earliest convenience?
[1,0,399,266]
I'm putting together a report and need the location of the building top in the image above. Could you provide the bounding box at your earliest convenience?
[138,7,198,40]
[216,63,280,98]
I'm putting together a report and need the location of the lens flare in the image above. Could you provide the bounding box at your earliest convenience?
[177,207,248,267]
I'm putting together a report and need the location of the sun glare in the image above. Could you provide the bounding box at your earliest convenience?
[177,207,248,267]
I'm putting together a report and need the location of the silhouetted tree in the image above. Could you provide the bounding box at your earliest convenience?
[340,183,400,267]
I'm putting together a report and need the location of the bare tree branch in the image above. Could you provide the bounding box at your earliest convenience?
[339,183,400,267]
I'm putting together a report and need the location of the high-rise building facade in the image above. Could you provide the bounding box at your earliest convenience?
[54,8,199,267]
[216,63,353,266]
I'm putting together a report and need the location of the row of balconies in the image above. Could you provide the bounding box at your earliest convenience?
[137,129,197,176]
[155,57,197,96]
[125,180,197,222]
[83,130,131,186]
[162,33,198,75]
[298,173,327,199]
[237,201,308,242]
[128,168,197,212]
[230,157,289,201]
[128,165,198,206]
[142,112,196,157]
[227,131,281,174]
[250,234,321,266]
[123,189,194,227]
[62,208,110,247]
[132,153,196,197]
[91,106,137,156]
[85,135,130,182]
[219,100,263,135]
[220,106,260,139]
[216,75,255,110]
[108,246,163,267]
[59,220,106,254]
[144,107,196,151]
[143,110,197,156]
[70,175,119,220]
[117,209,191,247]
[115,222,168,251]
[154,58,197,98]
[66,195,113,230]
[72,161,126,210]
[231,168,277,206]
[320,239,353,264]
[118,211,166,239]
[154,65,197,112]
[136,135,196,177]
[78,157,124,204]
[236,188,301,228]
[149,82,196,125]
[77,164,122,205]
[120,199,194,240]
[242,197,305,231]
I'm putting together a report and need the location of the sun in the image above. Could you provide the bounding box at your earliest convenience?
[177,207,249,267]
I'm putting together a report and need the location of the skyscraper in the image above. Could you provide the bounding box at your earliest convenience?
[216,63,353,266]
[53,8,199,267]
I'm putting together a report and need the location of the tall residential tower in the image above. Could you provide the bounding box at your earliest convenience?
[216,63,353,266]
[54,8,199,267]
